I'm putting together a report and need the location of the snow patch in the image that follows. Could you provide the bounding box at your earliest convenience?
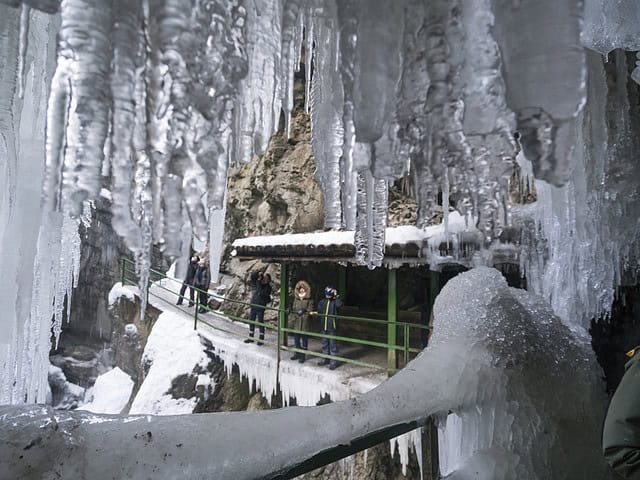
[108,282,139,306]
[80,367,133,415]
[129,312,209,415]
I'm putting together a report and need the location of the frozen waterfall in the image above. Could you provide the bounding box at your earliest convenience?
[1,0,640,477]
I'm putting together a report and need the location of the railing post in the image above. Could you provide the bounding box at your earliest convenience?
[194,291,199,331]
[387,268,397,374]
[121,257,126,285]
[404,323,409,366]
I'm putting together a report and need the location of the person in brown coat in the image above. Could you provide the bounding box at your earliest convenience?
[289,280,314,363]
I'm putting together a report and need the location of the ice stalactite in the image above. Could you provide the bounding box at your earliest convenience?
[308,5,344,229]
[0,4,59,405]
[492,0,586,187]
[522,51,640,331]
[354,170,388,269]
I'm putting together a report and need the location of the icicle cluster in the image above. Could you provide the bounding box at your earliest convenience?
[3,0,640,405]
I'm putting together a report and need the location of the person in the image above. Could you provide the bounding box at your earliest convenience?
[244,271,272,345]
[603,344,640,478]
[288,280,313,363]
[313,286,342,370]
[176,255,199,306]
[193,259,211,314]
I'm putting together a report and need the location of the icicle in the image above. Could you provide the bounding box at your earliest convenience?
[354,168,387,269]
[16,3,29,99]
[309,8,344,229]
[352,0,404,143]
[110,0,144,251]
[56,0,113,216]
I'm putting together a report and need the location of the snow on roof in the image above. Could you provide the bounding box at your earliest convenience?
[232,212,473,250]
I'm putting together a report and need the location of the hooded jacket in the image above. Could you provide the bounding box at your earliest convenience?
[289,280,313,332]
[603,349,640,479]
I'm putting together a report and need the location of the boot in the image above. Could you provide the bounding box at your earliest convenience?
[290,352,300,361]
[298,353,306,364]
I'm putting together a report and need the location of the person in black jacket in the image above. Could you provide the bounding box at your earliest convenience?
[313,286,342,370]
[244,271,272,345]
[193,259,211,313]
[176,255,199,306]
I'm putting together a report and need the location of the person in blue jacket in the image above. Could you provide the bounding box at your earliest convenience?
[313,286,342,370]
[244,271,272,345]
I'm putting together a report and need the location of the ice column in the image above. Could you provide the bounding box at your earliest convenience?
[0,5,59,405]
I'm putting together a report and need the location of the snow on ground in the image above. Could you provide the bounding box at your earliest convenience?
[80,367,133,414]
[129,311,210,415]
[108,282,139,306]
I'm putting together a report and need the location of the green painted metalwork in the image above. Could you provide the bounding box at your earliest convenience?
[387,268,397,373]
[120,257,429,373]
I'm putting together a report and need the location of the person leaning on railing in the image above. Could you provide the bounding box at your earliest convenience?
[289,280,314,364]
[311,286,342,370]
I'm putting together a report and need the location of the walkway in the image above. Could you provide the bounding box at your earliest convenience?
[147,277,388,406]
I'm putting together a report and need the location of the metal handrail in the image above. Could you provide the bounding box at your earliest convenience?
[121,257,429,373]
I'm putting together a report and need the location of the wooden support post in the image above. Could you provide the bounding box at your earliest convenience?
[421,418,440,480]
[387,268,397,374]
[338,265,347,303]
[279,263,289,350]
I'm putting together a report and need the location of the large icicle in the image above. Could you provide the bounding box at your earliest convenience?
[491,0,586,187]
[309,6,344,229]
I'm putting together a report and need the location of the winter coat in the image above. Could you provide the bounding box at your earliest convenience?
[184,259,199,284]
[193,266,211,290]
[289,280,313,332]
[250,271,272,306]
[316,296,342,331]
[603,349,640,479]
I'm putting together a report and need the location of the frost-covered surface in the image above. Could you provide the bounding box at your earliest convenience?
[80,367,133,415]
[107,282,139,306]
[129,312,209,416]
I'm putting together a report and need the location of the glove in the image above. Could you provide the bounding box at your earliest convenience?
[297,310,303,315]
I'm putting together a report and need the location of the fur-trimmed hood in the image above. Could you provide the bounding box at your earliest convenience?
[294,280,311,299]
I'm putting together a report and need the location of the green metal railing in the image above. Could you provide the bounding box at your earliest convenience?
[121,257,430,373]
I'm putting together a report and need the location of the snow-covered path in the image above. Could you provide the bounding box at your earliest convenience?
[146,278,388,407]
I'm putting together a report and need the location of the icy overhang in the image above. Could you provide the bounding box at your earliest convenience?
[231,212,519,269]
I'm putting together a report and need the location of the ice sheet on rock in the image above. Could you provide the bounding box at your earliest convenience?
[130,312,209,415]
[80,367,133,415]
